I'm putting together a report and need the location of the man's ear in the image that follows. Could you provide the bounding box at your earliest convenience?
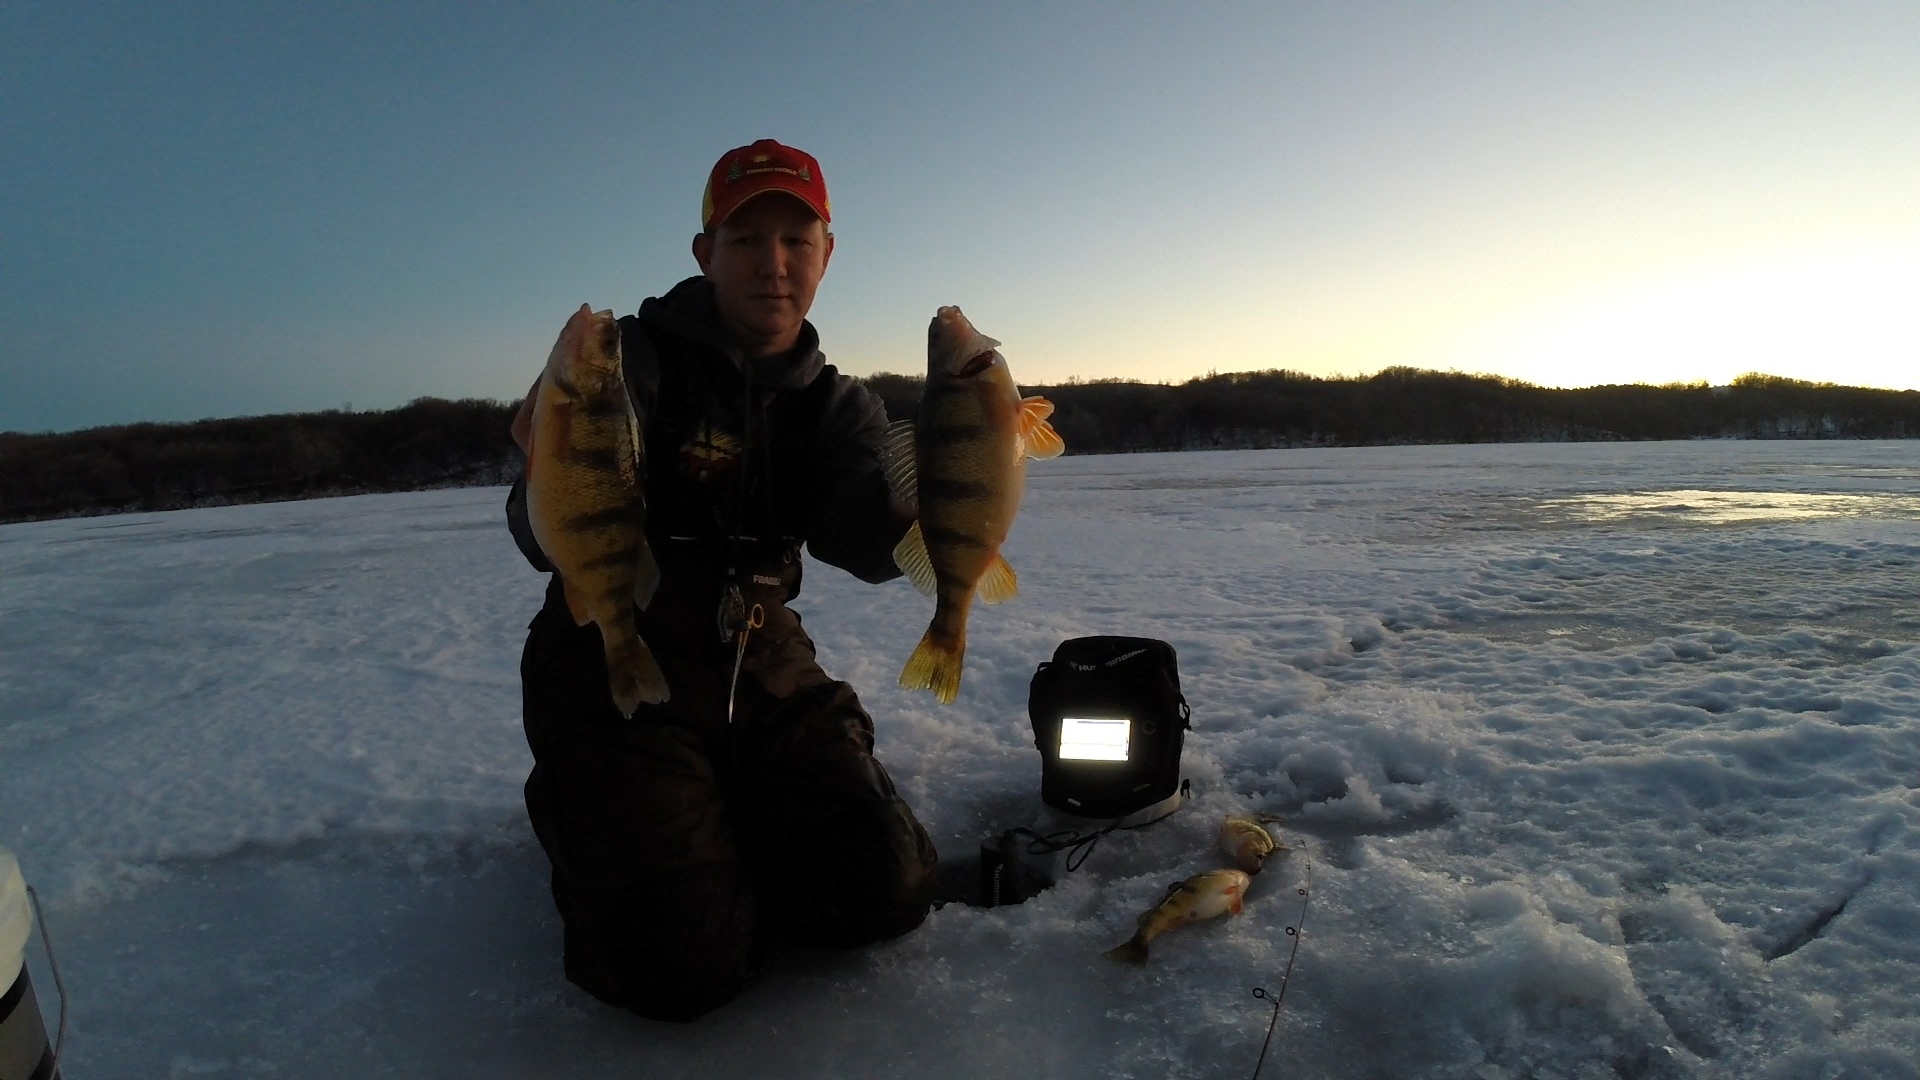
[692,231,714,275]
[821,231,835,273]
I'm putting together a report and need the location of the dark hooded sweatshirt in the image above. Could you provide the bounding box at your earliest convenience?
[508,274,907,598]
[505,277,935,1022]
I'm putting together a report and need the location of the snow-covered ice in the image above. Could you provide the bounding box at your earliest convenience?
[3,440,1917,1079]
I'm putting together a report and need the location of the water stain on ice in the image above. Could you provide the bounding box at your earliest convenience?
[1544,489,1920,525]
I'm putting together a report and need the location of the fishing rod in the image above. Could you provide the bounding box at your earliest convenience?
[1248,850,1312,1080]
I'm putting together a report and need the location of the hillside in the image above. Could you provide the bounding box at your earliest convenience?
[866,369,1920,451]
[0,397,520,523]
[4,370,1916,523]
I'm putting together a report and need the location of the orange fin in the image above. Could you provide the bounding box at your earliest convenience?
[561,578,593,626]
[599,602,670,716]
[899,627,965,704]
[976,552,1017,605]
[892,521,937,597]
[606,639,670,716]
[1018,396,1065,460]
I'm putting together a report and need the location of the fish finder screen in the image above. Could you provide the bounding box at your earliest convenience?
[1058,716,1130,761]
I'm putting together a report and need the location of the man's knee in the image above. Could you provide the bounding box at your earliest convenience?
[737,683,938,948]
[810,796,938,947]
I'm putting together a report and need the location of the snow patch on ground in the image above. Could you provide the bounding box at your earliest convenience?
[4,440,1918,1077]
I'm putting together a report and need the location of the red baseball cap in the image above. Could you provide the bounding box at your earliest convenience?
[701,139,831,229]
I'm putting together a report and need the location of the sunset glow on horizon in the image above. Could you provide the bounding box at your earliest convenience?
[6,3,1918,431]
[1409,240,1920,392]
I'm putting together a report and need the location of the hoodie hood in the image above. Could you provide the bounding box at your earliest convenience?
[638,276,826,390]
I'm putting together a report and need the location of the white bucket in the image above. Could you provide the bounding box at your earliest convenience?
[0,850,26,996]
[0,846,59,1080]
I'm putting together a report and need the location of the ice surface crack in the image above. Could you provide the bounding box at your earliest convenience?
[1762,871,1874,962]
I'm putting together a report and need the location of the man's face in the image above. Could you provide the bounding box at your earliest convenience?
[692,194,834,357]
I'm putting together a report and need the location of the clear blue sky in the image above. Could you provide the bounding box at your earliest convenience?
[6,2,1917,432]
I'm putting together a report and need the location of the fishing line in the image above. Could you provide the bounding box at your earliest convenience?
[1249,850,1312,1080]
[1007,780,1191,872]
[26,884,68,1071]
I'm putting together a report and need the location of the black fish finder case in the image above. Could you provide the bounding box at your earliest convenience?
[1028,636,1190,819]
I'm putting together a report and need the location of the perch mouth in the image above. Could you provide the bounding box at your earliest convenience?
[957,351,997,378]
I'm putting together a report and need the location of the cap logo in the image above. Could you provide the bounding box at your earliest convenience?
[726,162,812,185]
[704,140,829,226]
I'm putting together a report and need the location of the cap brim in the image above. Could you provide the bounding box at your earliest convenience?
[742,188,821,218]
[709,183,829,229]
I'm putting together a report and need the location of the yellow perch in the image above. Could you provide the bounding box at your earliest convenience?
[1220,813,1288,874]
[1104,868,1252,966]
[883,305,1064,703]
[526,303,668,715]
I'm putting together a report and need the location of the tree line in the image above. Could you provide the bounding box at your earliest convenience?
[1,397,521,523]
[866,369,1920,451]
[3,370,1915,523]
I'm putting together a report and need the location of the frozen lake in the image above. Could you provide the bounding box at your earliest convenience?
[3,440,1917,1079]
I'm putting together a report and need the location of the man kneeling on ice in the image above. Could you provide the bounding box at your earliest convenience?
[504,140,936,1021]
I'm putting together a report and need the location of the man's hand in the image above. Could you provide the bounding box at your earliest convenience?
[510,378,540,455]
